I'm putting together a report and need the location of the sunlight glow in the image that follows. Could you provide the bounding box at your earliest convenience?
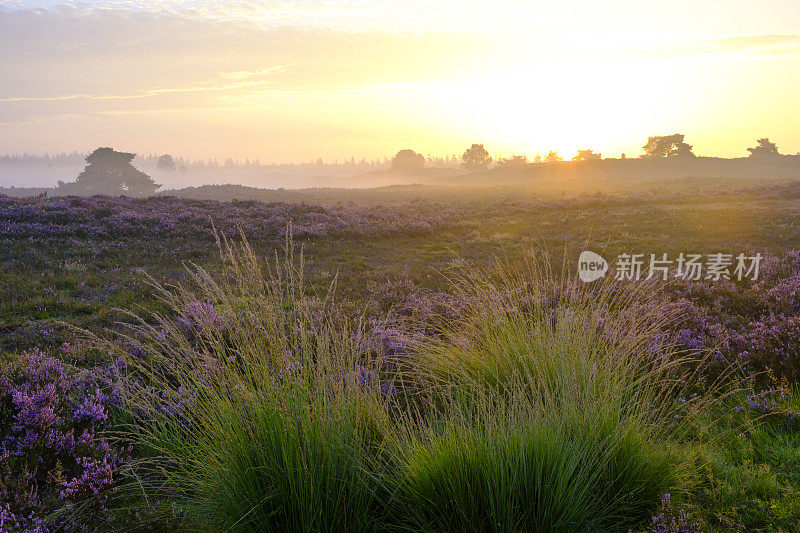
[1,0,800,159]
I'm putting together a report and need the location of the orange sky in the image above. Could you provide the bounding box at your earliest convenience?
[1,1,800,161]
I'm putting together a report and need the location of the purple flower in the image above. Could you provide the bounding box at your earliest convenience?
[0,350,129,530]
[639,494,700,533]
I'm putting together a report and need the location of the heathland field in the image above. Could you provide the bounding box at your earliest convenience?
[5,181,800,531]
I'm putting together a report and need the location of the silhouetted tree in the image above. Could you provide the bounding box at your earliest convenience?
[461,144,492,172]
[572,149,601,161]
[747,138,780,158]
[157,154,176,172]
[642,134,695,158]
[544,151,563,163]
[495,154,529,169]
[672,142,694,158]
[63,147,160,196]
[391,149,425,171]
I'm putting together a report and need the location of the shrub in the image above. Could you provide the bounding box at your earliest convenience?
[0,349,129,531]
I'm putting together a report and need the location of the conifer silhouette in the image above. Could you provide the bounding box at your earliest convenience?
[64,147,160,196]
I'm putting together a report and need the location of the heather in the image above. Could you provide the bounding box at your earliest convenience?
[665,251,800,384]
[4,191,800,530]
[0,350,130,531]
[0,194,456,242]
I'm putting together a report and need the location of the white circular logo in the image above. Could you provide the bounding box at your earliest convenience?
[578,251,608,282]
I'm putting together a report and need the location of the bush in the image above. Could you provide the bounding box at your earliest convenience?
[0,349,129,531]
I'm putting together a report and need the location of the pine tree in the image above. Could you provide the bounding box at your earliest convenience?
[747,138,780,158]
[66,147,161,196]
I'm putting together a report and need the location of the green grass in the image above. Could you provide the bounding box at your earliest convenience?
[679,388,800,531]
[394,261,701,531]
[100,239,720,531]
[106,236,396,532]
[392,404,680,532]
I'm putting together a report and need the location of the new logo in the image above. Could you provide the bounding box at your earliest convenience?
[578,251,608,282]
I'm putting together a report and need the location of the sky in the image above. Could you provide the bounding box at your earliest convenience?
[1,0,800,161]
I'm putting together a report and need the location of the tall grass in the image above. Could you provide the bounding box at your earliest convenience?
[109,240,708,531]
[395,260,702,531]
[114,235,394,531]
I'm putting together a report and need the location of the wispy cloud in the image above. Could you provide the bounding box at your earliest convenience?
[0,64,294,103]
[656,34,800,57]
[0,0,525,34]
[0,105,257,126]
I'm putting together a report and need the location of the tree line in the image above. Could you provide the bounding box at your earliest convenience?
[390,136,789,173]
[51,136,794,197]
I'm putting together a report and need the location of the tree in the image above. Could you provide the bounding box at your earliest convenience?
[642,134,695,158]
[572,149,601,161]
[544,151,563,163]
[62,147,160,196]
[391,149,425,171]
[157,154,176,172]
[461,144,492,172]
[747,138,780,158]
[671,142,695,158]
[495,154,529,169]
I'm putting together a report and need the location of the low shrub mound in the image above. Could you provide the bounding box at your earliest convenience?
[0,350,131,531]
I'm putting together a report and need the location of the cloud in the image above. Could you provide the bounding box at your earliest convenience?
[656,34,800,58]
[0,5,492,110]
[0,64,294,102]
[707,34,800,54]
[0,0,526,34]
[0,3,498,153]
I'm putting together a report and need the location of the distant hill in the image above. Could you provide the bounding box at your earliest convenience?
[344,167,463,186]
[0,186,50,197]
[439,156,800,187]
[4,156,800,202]
[159,183,444,205]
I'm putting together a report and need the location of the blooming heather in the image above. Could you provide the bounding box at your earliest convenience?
[0,351,128,531]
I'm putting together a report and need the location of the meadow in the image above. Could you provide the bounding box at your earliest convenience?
[4,181,800,531]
